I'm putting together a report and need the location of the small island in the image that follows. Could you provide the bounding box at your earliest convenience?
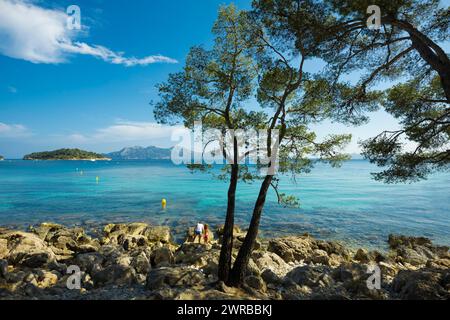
[106,146,172,160]
[23,148,111,161]
[0,155,4,161]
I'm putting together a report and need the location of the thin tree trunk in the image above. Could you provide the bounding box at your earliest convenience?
[218,163,239,283]
[229,174,273,286]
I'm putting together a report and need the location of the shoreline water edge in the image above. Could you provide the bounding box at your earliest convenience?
[0,222,448,300]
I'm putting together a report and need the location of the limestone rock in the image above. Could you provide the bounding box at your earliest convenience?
[245,275,266,292]
[307,249,331,265]
[92,264,137,287]
[144,226,172,244]
[261,269,282,285]
[252,251,291,276]
[35,269,59,288]
[392,268,450,300]
[353,248,386,264]
[1,222,449,301]
[286,265,333,288]
[332,262,367,283]
[146,267,206,290]
[102,223,172,246]
[388,234,449,267]
[267,236,316,262]
[150,247,174,267]
[0,259,7,278]
[131,252,151,275]
[388,234,433,249]
[0,239,8,259]
[30,223,99,256]
[174,243,217,270]
[316,240,351,261]
[354,248,370,263]
[0,231,56,267]
[426,258,450,270]
[122,235,147,251]
[331,262,389,299]
[73,252,105,274]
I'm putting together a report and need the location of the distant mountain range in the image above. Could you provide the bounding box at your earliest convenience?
[105,146,172,160]
[5,148,363,161]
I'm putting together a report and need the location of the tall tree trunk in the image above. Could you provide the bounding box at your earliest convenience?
[388,18,450,101]
[408,34,450,101]
[218,163,238,283]
[228,174,273,286]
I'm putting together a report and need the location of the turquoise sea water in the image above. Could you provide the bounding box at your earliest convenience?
[0,159,449,249]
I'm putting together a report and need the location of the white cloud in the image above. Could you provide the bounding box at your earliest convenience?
[68,121,184,145]
[0,0,177,66]
[0,122,31,137]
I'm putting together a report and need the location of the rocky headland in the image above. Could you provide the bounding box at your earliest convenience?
[0,222,448,300]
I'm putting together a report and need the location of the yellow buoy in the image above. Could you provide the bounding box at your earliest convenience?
[96,176,99,184]
[161,198,167,209]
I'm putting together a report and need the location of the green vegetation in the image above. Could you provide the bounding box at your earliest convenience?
[152,0,450,287]
[321,0,450,182]
[153,3,351,285]
[23,148,110,160]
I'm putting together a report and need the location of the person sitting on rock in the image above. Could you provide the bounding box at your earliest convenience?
[194,222,204,243]
[203,224,209,244]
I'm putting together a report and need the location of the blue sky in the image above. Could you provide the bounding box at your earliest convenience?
[0,0,417,158]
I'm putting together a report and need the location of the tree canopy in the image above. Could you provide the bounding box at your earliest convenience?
[321,0,449,182]
[154,2,354,285]
[152,0,449,286]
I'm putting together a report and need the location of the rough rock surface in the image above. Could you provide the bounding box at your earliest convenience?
[0,224,448,300]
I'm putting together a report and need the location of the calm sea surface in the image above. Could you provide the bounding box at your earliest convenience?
[0,159,448,249]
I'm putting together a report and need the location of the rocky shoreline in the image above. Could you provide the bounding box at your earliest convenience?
[0,222,449,300]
